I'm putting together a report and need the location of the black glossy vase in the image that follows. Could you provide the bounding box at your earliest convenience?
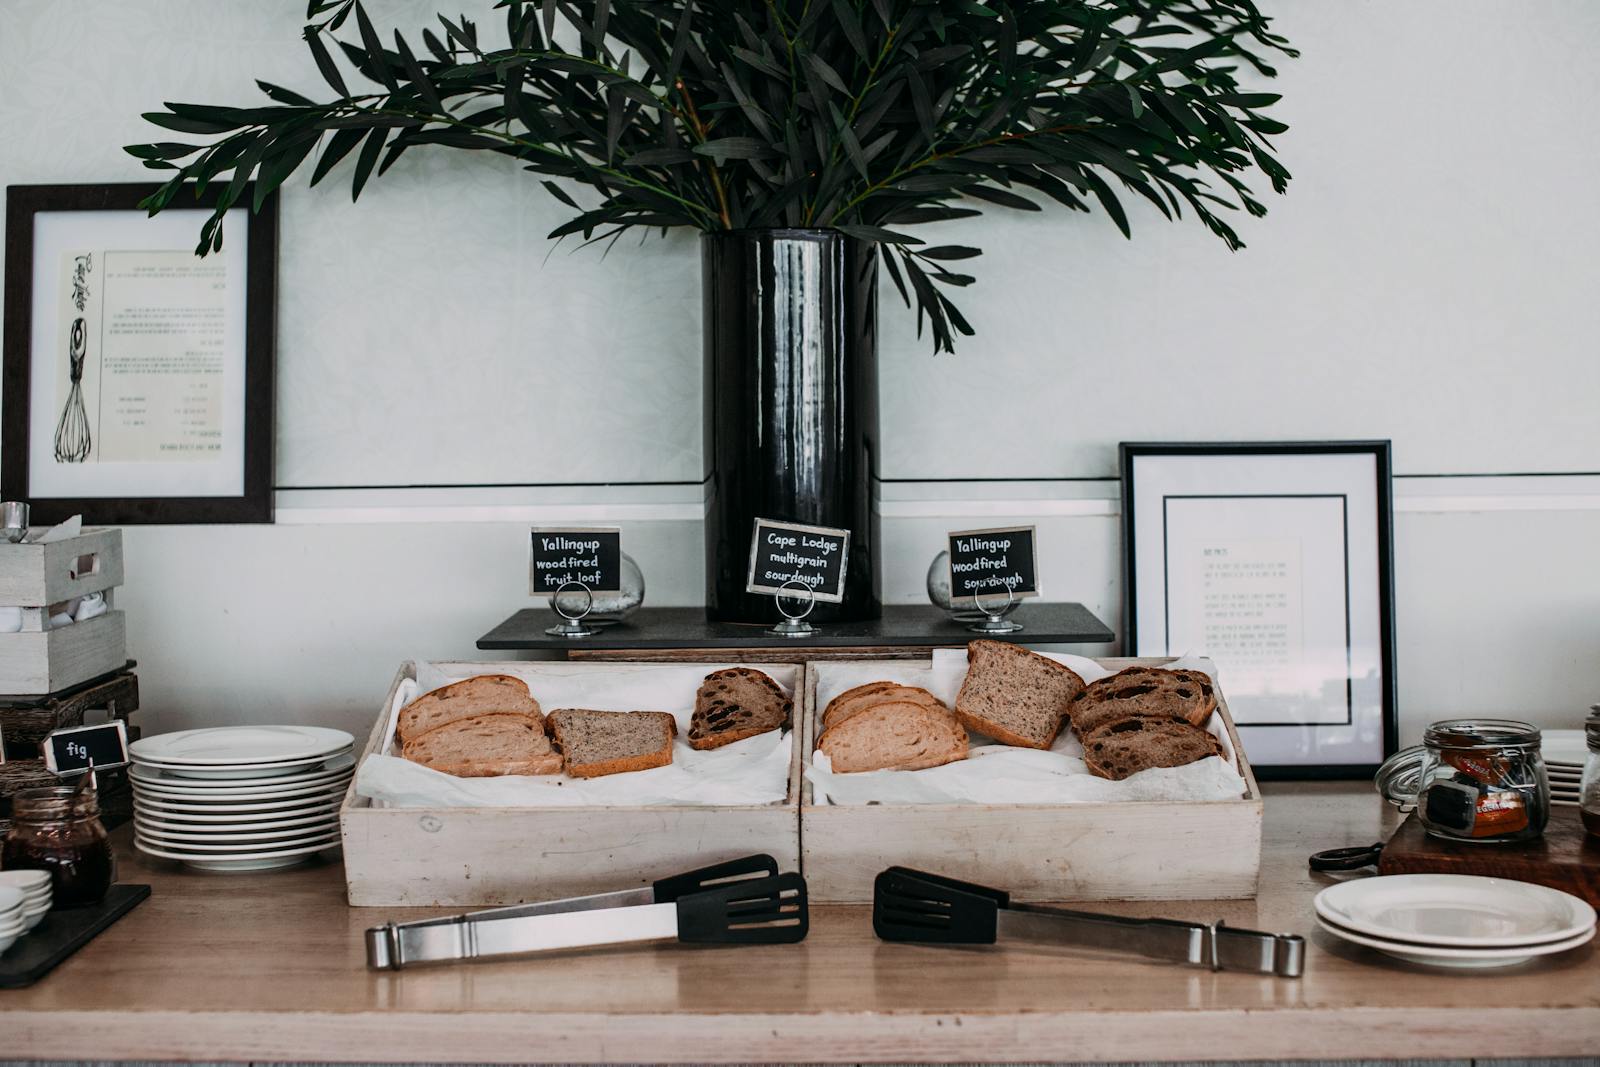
[702,229,881,624]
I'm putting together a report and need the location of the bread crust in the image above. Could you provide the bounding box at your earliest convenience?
[401,711,561,777]
[689,668,793,751]
[954,640,1084,750]
[822,683,949,730]
[1069,666,1217,737]
[398,674,542,744]
[1080,715,1224,780]
[816,700,968,773]
[548,709,677,778]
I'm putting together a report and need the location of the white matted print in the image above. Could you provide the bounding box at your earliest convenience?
[1121,443,1396,777]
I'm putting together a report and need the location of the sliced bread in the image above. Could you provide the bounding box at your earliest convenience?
[953,639,1085,749]
[689,668,793,750]
[547,709,677,778]
[1069,667,1217,737]
[816,700,968,773]
[1081,716,1225,781]
[821,683,950,730]
[397,674,542,744]
[400,712,561,777]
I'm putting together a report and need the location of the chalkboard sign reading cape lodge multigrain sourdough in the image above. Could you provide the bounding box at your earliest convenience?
[948,525,1039,603]
[746,518,851,604]
[41,720,130,775]
[528,527,622,596]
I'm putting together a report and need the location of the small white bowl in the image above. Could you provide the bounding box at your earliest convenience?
[0,870,51,893]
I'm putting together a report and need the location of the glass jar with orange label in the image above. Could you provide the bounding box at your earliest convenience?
[1376,719,1549,844]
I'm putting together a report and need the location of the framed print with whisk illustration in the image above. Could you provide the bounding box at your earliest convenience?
[3,183,275,523]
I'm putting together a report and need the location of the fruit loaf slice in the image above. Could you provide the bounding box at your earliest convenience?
[953,639,1085,749]
[400,713,562,777]
[1081,716,1226,781]
[822,683,950,730]
[547,709,677,778]
[689,668,793,750]
[816,701,968,773]
[398,674,542,744]
[1069,667,1217,737]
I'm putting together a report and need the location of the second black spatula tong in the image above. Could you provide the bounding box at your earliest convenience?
[367,854,806,970]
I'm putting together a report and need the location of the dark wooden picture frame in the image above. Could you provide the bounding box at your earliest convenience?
[1120,440,1398,780]
[2,183,275,524]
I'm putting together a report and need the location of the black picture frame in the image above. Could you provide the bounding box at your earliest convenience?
[2,183,276,524]
[1119,440,1397,780]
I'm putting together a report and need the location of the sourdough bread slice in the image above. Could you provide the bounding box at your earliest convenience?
[821,683,950,730]
[397,674,542,744]
[547,709,677,778]
[1081,716,1225,781]
[400,712,562,777]
[815,701,968,773]
[1069,667,1217,737]
[953,640,1085,749]
[689,668,793,750]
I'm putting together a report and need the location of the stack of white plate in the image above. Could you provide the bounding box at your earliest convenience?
[0,872,52,953]
[130,725,354,872]
[1315,874,1596,969]
[1543,728,1587,807]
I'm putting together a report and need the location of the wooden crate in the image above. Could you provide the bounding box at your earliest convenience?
[0,528,126,697]
[339,660,804,907]
[799,657,1263,903]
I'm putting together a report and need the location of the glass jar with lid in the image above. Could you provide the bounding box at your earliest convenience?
[1,783,115,907]
[1580,708,1600,838]
[1376,719,1549,843]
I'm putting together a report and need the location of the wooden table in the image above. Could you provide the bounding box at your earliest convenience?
[4,783,1597,1063]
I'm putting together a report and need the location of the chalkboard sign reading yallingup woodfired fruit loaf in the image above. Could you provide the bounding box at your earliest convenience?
[947,525,1039,603]
[528,527,622,596]
[746,519,851,604]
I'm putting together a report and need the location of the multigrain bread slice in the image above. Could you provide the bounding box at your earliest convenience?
[400,713,562,777]
[547,709,677,778]
[1069,667,1217,737]
[816,701,968,773]
[397,674,542,744]
[689,668,793,750]
[1081,716,1225,781]
[953,640,1085,750]
[822,683,950,730]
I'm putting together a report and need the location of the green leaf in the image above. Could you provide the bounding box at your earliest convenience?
[256,80,316,106]
[541,180,579,209]
[918,245,980,260]
[302,26,349,98]
[354,3,399,92]
[350,125,387,200]
[393,31,443,113]
[692,137,774,162]
[834,223,923,245]
[308,126,365,186]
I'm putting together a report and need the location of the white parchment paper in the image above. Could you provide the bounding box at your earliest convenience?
[355,661,796,809]
[805,651,1246,805]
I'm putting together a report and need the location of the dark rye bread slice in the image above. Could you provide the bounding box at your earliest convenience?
[401,713,562,777]
[816,701,968,773]
[547,709,677,778]
[822,683,950,730]
[689,668,793,750]
[953,640,1085,749]
[1081,716,1226,781]
[1068,667,1217,738]
[398,674,541,744]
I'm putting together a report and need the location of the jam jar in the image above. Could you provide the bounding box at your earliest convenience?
[2,785,115,906]
[1376,719,1549,843]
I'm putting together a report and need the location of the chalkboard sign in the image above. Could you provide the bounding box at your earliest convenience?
[746,519,851,604]
[41,720,129,775]
[948,525,1040,604]
[528,527,622,596]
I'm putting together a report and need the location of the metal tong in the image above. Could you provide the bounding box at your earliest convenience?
[874,867,1304,978]
[367,854,807,971]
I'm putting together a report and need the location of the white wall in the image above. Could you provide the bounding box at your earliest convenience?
[2,2,1598,746]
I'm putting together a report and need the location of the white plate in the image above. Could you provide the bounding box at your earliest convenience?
[135,819,338,845]
[135,793,345,817]
[1315,874,1595,947]
[134,835,342,871]
[0,871,51,894]
[132,775,352,803]
[0,886,24,915]
[135,808,342,833]
[1317,915,1595,968]
[1542,730,1588,767]
[132,749,353,780]
[136,829,341,853]
[131,752,355,789]
[130,725,353,767]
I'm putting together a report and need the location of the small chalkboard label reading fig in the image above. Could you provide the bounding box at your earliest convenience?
[42,720,129,775]
[948,525,1040,604]
[746,519,850,604]
[529,527,622,596]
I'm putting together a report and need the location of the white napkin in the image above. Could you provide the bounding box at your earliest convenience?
[355,660,797,809]
[805,651,1246,806]
[26,516,82,544]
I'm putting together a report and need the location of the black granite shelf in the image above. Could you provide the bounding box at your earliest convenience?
[477,603,1113,652]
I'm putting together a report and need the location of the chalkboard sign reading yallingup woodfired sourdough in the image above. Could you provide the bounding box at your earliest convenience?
[746,518,851,604]
[948,525,1039,603]
[528,527,622,596]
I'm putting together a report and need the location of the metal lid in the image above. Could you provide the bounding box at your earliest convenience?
[1422,718,1541,752]
[1374,744,1427,809]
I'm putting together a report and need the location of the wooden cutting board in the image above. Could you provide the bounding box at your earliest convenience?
[1379,805,1600,907]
